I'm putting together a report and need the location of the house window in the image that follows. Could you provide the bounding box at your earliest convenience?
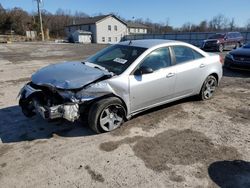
[114,25,118,31]
[102,37,105,42]
[108,25,111,31]
[108,37,111,42]
[115,37,118,42]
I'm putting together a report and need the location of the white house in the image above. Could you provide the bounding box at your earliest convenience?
[65,14,148,44]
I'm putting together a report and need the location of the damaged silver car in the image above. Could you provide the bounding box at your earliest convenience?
[18,40,223,133]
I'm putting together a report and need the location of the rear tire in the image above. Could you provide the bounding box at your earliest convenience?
[88,97,126,133]
[199,75,218,100]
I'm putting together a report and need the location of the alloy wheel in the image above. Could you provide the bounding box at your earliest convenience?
[203,78,216,99]
[99,104,125,131]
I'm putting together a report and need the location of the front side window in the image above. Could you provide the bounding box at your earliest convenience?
[172,46,204,64]
[139,47,171,71]
[209,34,225,39]
[87,45,147,75]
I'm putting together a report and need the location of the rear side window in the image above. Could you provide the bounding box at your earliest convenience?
[236,32,242,38]
[139,47,171,71]
[193,50,204,59]
[228,33,234,39]
[172,46,204,64]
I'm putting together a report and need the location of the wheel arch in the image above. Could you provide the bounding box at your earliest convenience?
[81,94,128,117]
[209,72,219,82]
[197,72,219,94]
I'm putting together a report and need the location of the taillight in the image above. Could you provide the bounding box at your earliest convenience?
[219,55,224,64]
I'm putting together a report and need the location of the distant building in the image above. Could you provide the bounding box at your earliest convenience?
[69,30,92,43]
[65,14,148,44]
[26,31,37,40]
[126,22,148,35]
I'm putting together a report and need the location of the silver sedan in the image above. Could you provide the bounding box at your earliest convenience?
[19,40,223,133]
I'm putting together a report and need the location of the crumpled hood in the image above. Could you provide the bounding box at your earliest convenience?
[32,62,110,89]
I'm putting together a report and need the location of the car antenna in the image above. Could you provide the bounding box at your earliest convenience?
[128,40,132,45]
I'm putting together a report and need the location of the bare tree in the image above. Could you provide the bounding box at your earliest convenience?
[246,19,250,30]
[199,20,208,32]
[0,3,6,33]
[181,22,192,32]
[209,14,229,31]
[228,18,236,31]
[7,7,31,35]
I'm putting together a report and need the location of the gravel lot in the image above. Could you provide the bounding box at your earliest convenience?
[0,42,249,188]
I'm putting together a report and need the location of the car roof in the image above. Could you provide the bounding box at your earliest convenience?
[119,39,183,48]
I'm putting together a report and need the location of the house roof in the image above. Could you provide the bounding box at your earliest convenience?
[126,22,148,29]
[65,14,148,29]
[66,14,127,27]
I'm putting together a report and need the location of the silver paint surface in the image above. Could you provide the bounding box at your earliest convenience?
[31,61,110,89]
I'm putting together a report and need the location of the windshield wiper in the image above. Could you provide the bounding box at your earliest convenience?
[82,61,114,75]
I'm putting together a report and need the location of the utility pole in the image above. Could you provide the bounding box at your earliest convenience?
[36,0,44,41]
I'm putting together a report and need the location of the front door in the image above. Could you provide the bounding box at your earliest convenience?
[129,47,176,113]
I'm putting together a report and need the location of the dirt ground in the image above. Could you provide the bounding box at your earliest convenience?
[0,42,250,188]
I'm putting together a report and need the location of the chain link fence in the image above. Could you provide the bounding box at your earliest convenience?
[123,32,250,47]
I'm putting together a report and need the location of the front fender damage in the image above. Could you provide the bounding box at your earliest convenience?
[19,80,119,122]
[75,82,114,102]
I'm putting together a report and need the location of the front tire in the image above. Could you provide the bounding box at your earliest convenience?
[88,97,126,133]
[199,75,218,100]
[234,42,240,49]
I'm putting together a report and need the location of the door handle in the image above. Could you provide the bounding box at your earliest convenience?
[200,64,205,68]
[166,73,175,78]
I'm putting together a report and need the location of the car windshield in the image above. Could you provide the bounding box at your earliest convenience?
[86,44,147,75]
[243,43,250,48]
[209,34,225,39]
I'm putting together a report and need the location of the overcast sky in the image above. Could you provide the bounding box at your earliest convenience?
[1,0,250,27]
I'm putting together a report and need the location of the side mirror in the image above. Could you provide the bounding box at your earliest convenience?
[134,66,154,75]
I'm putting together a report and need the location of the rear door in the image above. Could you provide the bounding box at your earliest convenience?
[225,33,235,49]
[170,45,206,98]
[129,47,176,112]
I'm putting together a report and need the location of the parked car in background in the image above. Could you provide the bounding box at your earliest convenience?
[18,40,223,133]
[224,43,250,70]
[201,32,244,52]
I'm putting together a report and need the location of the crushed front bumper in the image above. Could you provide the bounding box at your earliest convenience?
[33,100,79,122]
[19,84,80,122]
